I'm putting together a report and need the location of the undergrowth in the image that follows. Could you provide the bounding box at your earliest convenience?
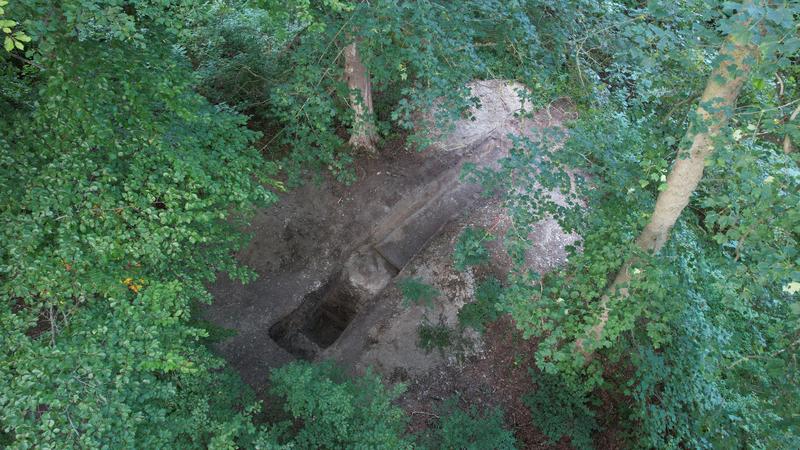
[418,396,517,450]
[398,277,440,308]
[458,277,504,333]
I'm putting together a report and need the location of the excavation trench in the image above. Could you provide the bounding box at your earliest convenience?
[268,260,396,359]
[268,154,488,359]
[268,275,361,359]
[204,81,569,387]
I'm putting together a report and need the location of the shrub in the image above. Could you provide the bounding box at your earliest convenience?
[525,372,597,450]
[458,277,504,333]
[268,361,411,449]
[420,396,517,450]
[398,277,440,308]
[453,227,495,271]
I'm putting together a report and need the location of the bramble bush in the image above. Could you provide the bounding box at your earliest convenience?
[526,371,597,450]
[453,227,495,272]
[458,277,504,333]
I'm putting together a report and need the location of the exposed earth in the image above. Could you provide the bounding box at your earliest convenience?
[202,80,586,447]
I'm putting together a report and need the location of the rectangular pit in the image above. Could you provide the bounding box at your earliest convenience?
[269,276,360,359]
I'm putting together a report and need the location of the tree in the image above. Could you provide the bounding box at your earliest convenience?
[784,103,799,153]
[465,0,799,446]
[1,1,276,446]
[578,6,759,354]
[344,39,378,151]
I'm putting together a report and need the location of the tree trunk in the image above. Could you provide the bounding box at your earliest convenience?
[783,103,799,154]
[576,20,758,355]
[344,41,377,152]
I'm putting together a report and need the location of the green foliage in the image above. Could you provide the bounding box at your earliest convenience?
[458,277,503,333]
[0,1,277,447]
[1,286,262,449]
[1,1,30,53]
[180,0,602,184]
[181,3,292,114]
[267,361,411,449]
[419,396,517,450]
[417,320,454,353]
[525,372,597,450]
[465,1,800,447]
[453,227,495,271]
[2,0,798,447]
[616,228,800,449]
[398,277,440,308]
[489,111,799,447]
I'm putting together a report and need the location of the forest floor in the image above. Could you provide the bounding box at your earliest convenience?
[202,129,467,387]
[201,80,627,448]
[400,315,572,449]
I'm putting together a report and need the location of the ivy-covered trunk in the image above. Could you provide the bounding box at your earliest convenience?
[344,41,377,152]
[579,16,758,353]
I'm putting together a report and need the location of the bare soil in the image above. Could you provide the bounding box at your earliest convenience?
[398,315,573,449]
[202,80,605,448]
[202,142,462,388]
